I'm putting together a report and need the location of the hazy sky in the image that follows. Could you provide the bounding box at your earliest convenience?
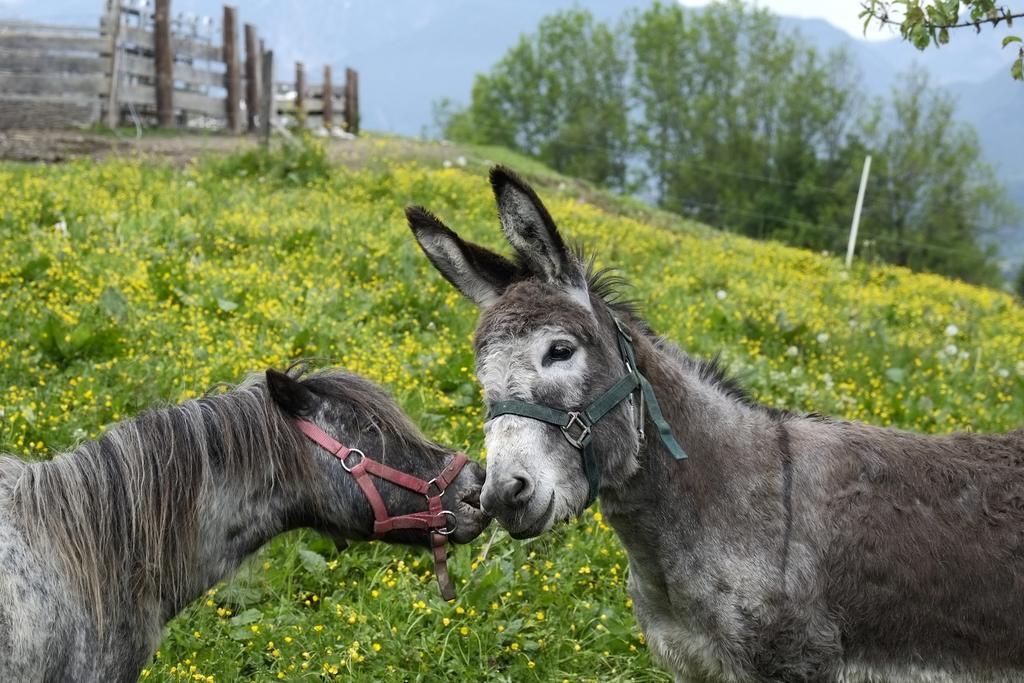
[1,0,904,41]
[677,0,901,41]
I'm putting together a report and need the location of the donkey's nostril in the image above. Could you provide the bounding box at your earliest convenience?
[481,474,534,517]
[510,475,532,502]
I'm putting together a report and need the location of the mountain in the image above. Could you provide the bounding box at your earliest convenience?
[3,0,1021,273]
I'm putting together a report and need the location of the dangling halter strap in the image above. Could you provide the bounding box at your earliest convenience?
[485,317,686,508]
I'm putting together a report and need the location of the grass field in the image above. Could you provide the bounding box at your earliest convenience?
[1,139,1022,681]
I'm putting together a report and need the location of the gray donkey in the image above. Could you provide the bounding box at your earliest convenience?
[408,166,1024,682]
[0,367,488,682]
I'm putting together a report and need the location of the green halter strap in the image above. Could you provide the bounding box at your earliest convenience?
[485,317,687,508]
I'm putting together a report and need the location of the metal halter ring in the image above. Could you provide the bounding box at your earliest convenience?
[435,510,458,536]
[560,412,592,449]
[425,478,447,499]
[338,448,365,473]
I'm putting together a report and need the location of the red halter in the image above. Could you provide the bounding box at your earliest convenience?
[293,418,469,601]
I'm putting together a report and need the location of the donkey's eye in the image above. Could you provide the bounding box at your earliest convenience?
[544,342,575,365]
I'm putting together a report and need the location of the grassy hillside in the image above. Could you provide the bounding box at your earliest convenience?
[1,142,1021,681]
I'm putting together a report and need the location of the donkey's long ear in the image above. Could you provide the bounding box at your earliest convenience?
[406,206,516,307]
[490,166,581,284]
[266,369,320,417]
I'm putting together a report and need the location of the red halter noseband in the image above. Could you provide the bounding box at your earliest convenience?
[293,418,469,601]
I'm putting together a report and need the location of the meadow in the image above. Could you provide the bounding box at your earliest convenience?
[1,139,1022,681]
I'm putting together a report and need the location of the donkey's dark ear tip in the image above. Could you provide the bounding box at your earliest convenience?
[266,368,318,416]
[405,206,446,235]
[404,205,428,223]
[489,165,521,190]
[265,368,290,400]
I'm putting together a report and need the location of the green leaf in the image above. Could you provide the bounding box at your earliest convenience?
[885,367,906,384]
[1002,35,1022,48]
[68,323,98,352]
[19,255,51,282]
[99,286,129,322]
[298,549,328,574]
[216,297,239,312]
[1012,56,1024,81]
[229,608,263,626]
[217,582,262,605]
[938,28,949,45]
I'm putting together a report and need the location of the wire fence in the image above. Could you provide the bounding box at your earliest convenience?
[442,121,1014,263]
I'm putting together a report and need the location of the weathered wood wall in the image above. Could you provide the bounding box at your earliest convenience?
[0,21,107,129]
[0,3,360,135]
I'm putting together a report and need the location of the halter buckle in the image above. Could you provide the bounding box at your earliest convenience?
[561,412,591,449]
[338,448,365,473]
[425,478,446,498]
[435,510,458,535]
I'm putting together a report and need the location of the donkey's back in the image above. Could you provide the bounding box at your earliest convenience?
[0,458,106,682]
[805,422,1024,680]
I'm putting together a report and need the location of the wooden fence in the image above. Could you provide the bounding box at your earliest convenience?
[0,21,107,128]
[274,64,359,135]
[0,1,359,135]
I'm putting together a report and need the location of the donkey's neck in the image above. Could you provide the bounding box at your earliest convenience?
[600,326,775,534]
[15,389,324,644]
[180,459,307,618]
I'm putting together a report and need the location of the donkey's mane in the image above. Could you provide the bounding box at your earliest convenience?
[580,253,795,421]
[3,366,437,632]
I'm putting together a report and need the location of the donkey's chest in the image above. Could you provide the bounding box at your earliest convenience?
[623,538,842,682]
[625,552,760,682]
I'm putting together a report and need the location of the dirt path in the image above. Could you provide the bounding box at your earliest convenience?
[0,129,456,168]
[0,129,255,163]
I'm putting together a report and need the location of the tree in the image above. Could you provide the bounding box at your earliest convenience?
[1016,264,1024,298]
[629,1,858,246]
[853,68,1011,285]
[860,1,1024,79]
[438,9,630,190]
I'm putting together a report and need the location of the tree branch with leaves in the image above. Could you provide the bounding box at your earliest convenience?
[860,1,1023,79]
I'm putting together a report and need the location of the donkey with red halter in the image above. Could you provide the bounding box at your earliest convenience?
[0,366,488,682]
[409,166,1024,682]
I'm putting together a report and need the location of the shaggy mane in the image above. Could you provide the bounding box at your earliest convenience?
[575,247,794,421]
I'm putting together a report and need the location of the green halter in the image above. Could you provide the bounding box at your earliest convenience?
[485,317,687,508]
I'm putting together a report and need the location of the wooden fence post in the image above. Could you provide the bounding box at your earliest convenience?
[344,67,359,135]
[154,0,173,127]
[102,1,122,129]
[295,61,306,126]
[260,48,273,146]
[322,65,333,130]
[244,23,259,132]
[223,5,240,133]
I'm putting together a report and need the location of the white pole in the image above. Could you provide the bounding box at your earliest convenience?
[846,154,872,269]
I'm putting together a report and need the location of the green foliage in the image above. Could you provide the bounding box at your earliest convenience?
[630,1,859,249]
[211,132,331,187]
[1016,263,1024,298]
[853,67,1011,285]
[438,0,1014,287]
[860,1,1024,80]
[438,9,630,190]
